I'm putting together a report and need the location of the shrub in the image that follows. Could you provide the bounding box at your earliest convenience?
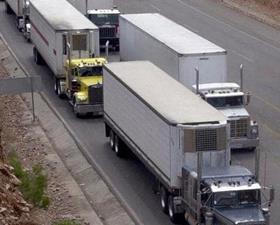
[8,152,50,208]
[53,219,81,225]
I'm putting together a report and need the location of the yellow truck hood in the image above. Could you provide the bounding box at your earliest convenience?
[78,76,102,87]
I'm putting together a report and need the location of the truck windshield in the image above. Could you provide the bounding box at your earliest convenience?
[78,66,103,77]
[88,14,119,25]
[207,96,243,108]
[214,190,259,207]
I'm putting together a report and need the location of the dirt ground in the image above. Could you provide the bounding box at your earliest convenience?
[0,63,86,224]
[224,0,280,24]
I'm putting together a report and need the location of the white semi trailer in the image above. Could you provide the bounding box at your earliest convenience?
[67,0,114,15]
[120,13,259,150]
[4,0,29,30]
[30,0,104,115]
[103,61,273,224]
[30,0,100,92]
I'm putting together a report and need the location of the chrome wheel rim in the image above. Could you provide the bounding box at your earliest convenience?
[110,131,114,149]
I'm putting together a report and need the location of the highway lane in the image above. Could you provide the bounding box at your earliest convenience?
[114,0,280,222]
[0,4,174,225]
[1,0,280,224]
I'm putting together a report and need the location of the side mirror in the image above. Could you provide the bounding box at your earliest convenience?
[269,186,275,204]
[245,92,251,105]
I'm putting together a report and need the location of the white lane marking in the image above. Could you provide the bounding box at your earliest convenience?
[252,95,280,114]
[228,48,254,63]
[150,4,161,12]
[175,0,280,53]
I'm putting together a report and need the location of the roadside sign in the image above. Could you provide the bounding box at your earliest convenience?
[0,76,42,121]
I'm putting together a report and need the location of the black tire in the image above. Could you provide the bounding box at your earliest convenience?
[54,79,58,95]
[33,47,44,65]
[33,47,40,65]
[73,98,82,118]
[114,135,125,157]
[5,2,12,14]
[168,195,183,224]
[56,79,64,98]
[109,130,115,150]
[160,186,169,214]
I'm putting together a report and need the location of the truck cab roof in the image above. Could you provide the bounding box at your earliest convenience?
[184,165,259,192]
[204,166,260,192]
[87,9,120,14]
[192,83,244,97]
[66,58,107,68]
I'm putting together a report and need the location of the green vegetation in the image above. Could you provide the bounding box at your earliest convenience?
[53,219,81,225]
[8,152,50,208]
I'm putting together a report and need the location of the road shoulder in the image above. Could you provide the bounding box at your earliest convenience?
[0,33,135,225]
[221,0,280,30]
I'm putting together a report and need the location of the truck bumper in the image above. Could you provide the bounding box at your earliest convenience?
[74,103,103,115]
[24,32,31,41]
[230,137,259,149]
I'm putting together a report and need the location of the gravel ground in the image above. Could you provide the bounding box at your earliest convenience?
[0,58,89,225]
[222,0,280,28]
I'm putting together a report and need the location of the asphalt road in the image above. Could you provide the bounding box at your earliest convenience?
[0,0,280,224]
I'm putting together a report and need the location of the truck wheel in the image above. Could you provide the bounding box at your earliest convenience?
[57,79,65,98]
[109,130,115,150]
[114,135,125,157]
[168,195,182,224]
[33,47,44,65]
[160,186,169,214]
[73,99,82,118]
[54,79,58,94]
[33,47,40,65]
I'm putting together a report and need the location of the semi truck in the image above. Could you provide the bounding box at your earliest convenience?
[30,0,105,116]
[87,9,120,51]
[4,0,29,31]
[119,13,259,150]
[103,61,273,225]
[66,0,120,51]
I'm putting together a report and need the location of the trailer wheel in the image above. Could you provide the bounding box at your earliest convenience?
[168,195,183,224]
[114,135,125,157]
[54,79,58,94]
[33,47,41,65]
[57,79,65,98]
[109,130,115,150]
[160,186,169,214]
[5,2,12,15]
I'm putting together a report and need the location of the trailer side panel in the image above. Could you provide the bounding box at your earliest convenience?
[120,16,180,81]
[104,68,178,187]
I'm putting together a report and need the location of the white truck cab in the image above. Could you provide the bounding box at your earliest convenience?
[193,83,259,150]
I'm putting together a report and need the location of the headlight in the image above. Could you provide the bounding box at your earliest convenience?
[251,127,258,134]
[76,94,87,102]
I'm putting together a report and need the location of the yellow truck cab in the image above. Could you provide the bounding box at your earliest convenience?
[64,57,107,117]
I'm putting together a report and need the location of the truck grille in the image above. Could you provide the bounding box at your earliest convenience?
[229,118,248,138]
[100,27,115,38]
[88,84,103,105]
[184,126,226,152]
